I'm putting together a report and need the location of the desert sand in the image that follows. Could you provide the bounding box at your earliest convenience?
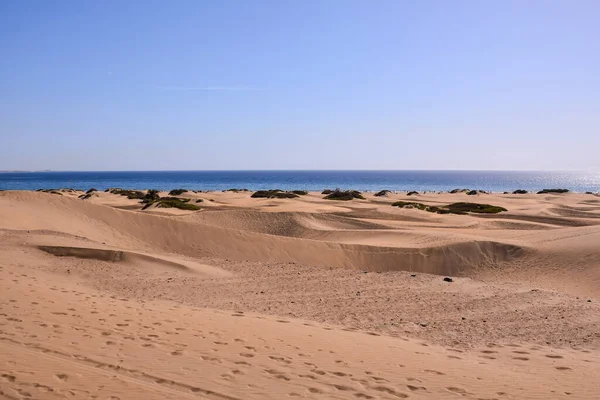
[1,189,600,399]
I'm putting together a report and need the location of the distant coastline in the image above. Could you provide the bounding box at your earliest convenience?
[1,170,599,193]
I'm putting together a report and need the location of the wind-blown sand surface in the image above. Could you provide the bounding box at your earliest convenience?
[1,189,600,399]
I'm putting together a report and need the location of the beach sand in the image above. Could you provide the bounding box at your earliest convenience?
[1,189,599,399]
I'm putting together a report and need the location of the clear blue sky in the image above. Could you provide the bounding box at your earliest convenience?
[1,0,598,171]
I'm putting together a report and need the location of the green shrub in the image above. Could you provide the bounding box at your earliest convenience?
[324,189,365,201]
[513,189,528,194]
[393,201,506,214]
[168,189,188,196]
[86,188,97,194]
[407,191,419,196]
[392,201,429,211]
[251,190,299,199]
[144,189,160,202]
[446,202,507,214]
[537,189,570,194]
[195,199,204,203]
[374,190,391,197]
[143,197,200,211]
[291,190,308,195]
[109,188,146,200]
[224,188,250,192]
[466,190,478,195]
[449,188,469,194]
[322,189,333,195]
[38,189,63,195]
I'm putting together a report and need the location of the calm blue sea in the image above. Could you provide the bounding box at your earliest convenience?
[0,171,599,193]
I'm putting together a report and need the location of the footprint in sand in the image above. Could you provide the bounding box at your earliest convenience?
[372,386,409,398]
[54,373,68,381]
[269,356,292,364]
[446,387,471,395]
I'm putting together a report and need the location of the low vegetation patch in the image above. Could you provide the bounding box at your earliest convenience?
[393,201,506,215]
[108,188,146,200]
[392,201,431,211]
[168,189,188,196]
[144,189,160,202]
[37,189,63,195]
[445,202,507,214]
[513,189,528,194]
[224,188,250,192]
[324,189,365,201]
[407,191,419,196]
[291,190,308,195]
[251,190,299,199]
[449,188,470,194]
[537,188,570,194]
[322,189,333,195]
[86,188,97,194]
[143,197,201,211]
[374,190,391,197]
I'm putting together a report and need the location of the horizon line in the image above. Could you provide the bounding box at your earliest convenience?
[1,169,594,173]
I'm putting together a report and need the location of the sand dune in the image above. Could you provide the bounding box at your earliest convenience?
[1,189,600,399]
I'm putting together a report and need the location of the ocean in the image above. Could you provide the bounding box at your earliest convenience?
[0,170,599,193]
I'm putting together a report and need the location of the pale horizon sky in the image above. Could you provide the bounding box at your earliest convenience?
[1,1,599,171]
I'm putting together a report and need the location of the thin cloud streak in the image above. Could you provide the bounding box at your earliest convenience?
[155,85,266,91]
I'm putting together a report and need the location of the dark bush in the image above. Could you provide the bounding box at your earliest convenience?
[79,193,93,200]
[144,189,160,202]
[446,202,507,214]
[251,190,299,199]
[407,191,419,196]
[109,188,146,200]
[291,190,308,195]
[450,188,469,194]
[513,189,528,194]
[168,189,188,196]
[86,188,97,194]
[195,199,204,203]
[143,197,200,211]
[324,189,365,201]
[322,189,334,195]
[466,190,478,195]
[392,201,430,211]
[224,188,250,192]
[393,201,506,214]
[586,191,595,195]
[537,189,570,194]
[38,189,63,195]
[374,190,391,197]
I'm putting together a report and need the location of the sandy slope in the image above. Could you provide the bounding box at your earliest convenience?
[1,189,600,399]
